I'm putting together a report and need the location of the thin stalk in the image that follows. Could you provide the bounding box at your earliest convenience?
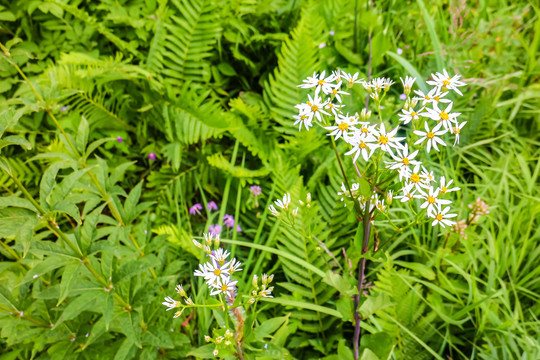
[0,304,51,328]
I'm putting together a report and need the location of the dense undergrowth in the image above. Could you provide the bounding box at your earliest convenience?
[0,0,538,359]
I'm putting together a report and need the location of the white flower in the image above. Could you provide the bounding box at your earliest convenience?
[259,286,274,298]
[414,121,447,152]
[298,71,336,96]
[375,197,386,212]
[424,102,461,131]
[398,107,424,124]
[341,71,363,86]
[372,123,405,154]
[337,182,360,202]
[162,296,181,311]
[400,76,416,95]
[413,88,452,106]
[344,132,377,162]
[293,112,311,131]
[210,248,231,263]
[175,284,186,297]
[324,102,344,116]
[194,257,231,285]
[420,166,435,184]
[330,81,349,102]
[385,144,421,176]
[452,121,467,145]
[394,182,421,202]
[427,69,467,96]
[213,349,219,357]
[438,176,460,194]
[324,113,358,140]
[268,205,280,217]
[430,205,458,227]
[295,94,329,125]
[274,193,291,210]
[418,186,452,216]
[210,276,238,296]
[404,164,428,191]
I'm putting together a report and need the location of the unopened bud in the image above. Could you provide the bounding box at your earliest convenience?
[225,329,232,338]
[193,239,202,249]
[249,297,255,304]
[411,99,418,108]
[175,284,186,297]
[205,335,212,342]
[292,207,298,217]
[261,274,268,284]
[214,234,220,248]
[252,274,258,288]
[267,274,274,284]
[213,349,219,356]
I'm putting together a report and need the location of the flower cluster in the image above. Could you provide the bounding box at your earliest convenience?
[294,69,468,228]
[249,273,275,303]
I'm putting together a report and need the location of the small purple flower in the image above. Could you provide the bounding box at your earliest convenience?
[61,106,69,112]
[329,30,335,36]
[117,136,123,143]
[223,214,235,228]
[319,43,326,49]
[207,201,218,211]
[399,93,407,100]
[148,152,156,161]
[250,185,262,196]
[209,224,222,236]
[189,203,202,215]
[236,224,242,233]
[397,48,403,55]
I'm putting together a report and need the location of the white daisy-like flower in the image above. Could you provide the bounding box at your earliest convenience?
[385,144,421,175]
[162,296,181,311]
[337,182,360,202]
[194,257,231,285]
[274,193,291,210]
[324,102,345,116]
[424,102,461,131]
[427,69,467,96]
[295,94,329,125]
[413,88,452,106]
[331,70,342,83]
[268,205,280,217]
[403,164,428,191]
[417,186,452,216]
[394,182,421,202]
[420,166,435,185]
[259,286,274,298]
[344,132,377,162]
[330,81,349,103]
[398,107,424,124]
[372,123,405,154]
[210,277,238,296]
[438,176,460,194]
[324,113,358,140]
[293,112,311,131]
[400,76,416,95]
[298,71,336,96]
[210,248,231,263]
[341,71,363,87]
[175,284,186,297]
[430,205,458,227]
[227,258,243,275]
[414,121,448,152]
[375,197,386,212]
[452,121,467,145]
[369,77,387,92]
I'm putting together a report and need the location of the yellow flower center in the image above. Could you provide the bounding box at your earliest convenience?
[318,80,325,85]
[406,193,413,199]
[301,115,307,120]
[443,80,451,86]
[328,103,334,108]
[436,213,443,221]
[311,105,319,112]
[361,127,368,133]
[378,135,388,144]
[454,127,460,134]
[221,284,228,291]
[402,158,409,165]
[410,174,420,183]
[440,111,449,120]
[359,141,367,149]
[410,112,417,117]
[338,122,348,131]
[441,186,447,193]
[424,95,430,100]
[307,101,312,106]
[332,88,338,94]
[427,196,436,204]
[427,132,435,139]
[378,204,384,210]
[433,96,440,101]
[214,269,221,276]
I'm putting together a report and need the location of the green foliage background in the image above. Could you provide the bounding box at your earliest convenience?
[0,0,538,359]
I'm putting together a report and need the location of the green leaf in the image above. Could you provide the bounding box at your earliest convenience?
[360,348,380,360]
[360,332,394,360]
[22,256,77,285]
[57,263,81,306]
[114,336,136,360]
[358,178,371,198]
[56,291,102,325]
[359,292,394,318]
[394,261,435,280]
[77,116,89,154]
[40,162,69,210]
[385,52,428,93]
[187,344,216,358]
[0,284,18,309]
[259,298,342,319]
[338,339,355,360]
[0,195,37,211]
[254,315,289,340]
[323,270,358,297]
[124,182,142,224]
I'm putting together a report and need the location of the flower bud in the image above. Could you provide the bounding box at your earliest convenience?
[252,274,258,288]
[175,284,186,297]
[216,336,224,344]
[249,297,255,304]
[213,349,219,356]
[411,99,418,108]
[261,273,268,284]
[225,329,232,338]
[205,335,212,342]
[193,239,202,249]
[292,207,298,217]
[214,234,220,248]
[386,190,393,206]
[267,274,274,284]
